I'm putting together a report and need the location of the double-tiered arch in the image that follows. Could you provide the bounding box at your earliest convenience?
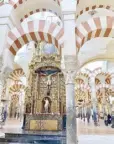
[76,16,114,51]
[9,68,25,81]
[76,0,114,17]
[10,0,62,25]
[9,83,25,94]
[7,20,63,56]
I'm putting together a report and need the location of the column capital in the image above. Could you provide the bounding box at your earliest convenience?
[63,70,77,84]
[62,55,79,84]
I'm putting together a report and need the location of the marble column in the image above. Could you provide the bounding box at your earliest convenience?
[111,75,114,128]
[61,0,77,143]
[0,68,12,109]
[90,76,98,125]
[101,86,106,116]
[0,56,3,101]
[61,0,77,57]
[111,101,114,128]
[63,55,79,144]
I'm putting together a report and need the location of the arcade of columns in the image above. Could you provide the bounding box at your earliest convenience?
[1,0,114,144]
[1,65,114,118]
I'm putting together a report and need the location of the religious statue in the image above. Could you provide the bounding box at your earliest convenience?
[44,98,50,113]
[26,103,31,113]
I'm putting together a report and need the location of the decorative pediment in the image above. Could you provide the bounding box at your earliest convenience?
[29,55,61,72]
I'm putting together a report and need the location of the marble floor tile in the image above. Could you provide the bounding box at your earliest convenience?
[0,118,114,144]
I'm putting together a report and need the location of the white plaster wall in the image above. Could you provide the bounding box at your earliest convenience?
[107,62,114,72]
[61,0,76,11]
[0,5,14,72]
[78,37,113,67]
[0,4,12,17]
[2,48,14,72]
[102,61,108,72]
[0,25,9,55]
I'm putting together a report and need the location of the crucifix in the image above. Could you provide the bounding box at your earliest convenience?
[46,74,52,96]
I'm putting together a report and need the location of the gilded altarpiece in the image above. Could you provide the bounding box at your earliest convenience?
[24,54,65,131]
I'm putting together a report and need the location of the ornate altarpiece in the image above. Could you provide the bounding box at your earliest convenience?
[24,49,65,130]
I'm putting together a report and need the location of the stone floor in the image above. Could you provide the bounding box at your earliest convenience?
[77,118,114,135]
[79,135,114,144]
[0,118,114,144]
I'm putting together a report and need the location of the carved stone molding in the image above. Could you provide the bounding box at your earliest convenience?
[29,55,61,72]
[63,70,77,84]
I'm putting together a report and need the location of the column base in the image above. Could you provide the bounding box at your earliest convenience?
[111,124,114,128]
[111,116,114,128]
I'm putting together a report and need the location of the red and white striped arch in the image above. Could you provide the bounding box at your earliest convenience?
[76,71,90,78]
[0,0,62,8]
[75,78,84,85]
[20,9,61,23]
[96,84,112,90]
[75,84,91,102]
[7,20,64,56]
[95,78,101,85]
[93,68,111,84]
[76,16,114,51]
[9,84,25,94]
[13,0,60,8]
[9,68,25,81]
[11,0,62,25]
[76,84,91,92]
[76,5,113,18]
[93,67,102,76]
[96,84,112,98]
[0,0,16,7]
[76,70,91,83]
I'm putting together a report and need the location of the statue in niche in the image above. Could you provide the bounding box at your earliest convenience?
[26,103,31,113]
[44,98,50,113]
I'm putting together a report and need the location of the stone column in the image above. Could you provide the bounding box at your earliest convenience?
[0,56,3,101]
[100,76,106,117]
[63,55,79,144]
[101,86,106,116]
[90,76,98,125]
[61,1,78,143]
[111,99,114,128]
[0,68,12,109]
[111,75,114,128]
[61,0,77,57]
